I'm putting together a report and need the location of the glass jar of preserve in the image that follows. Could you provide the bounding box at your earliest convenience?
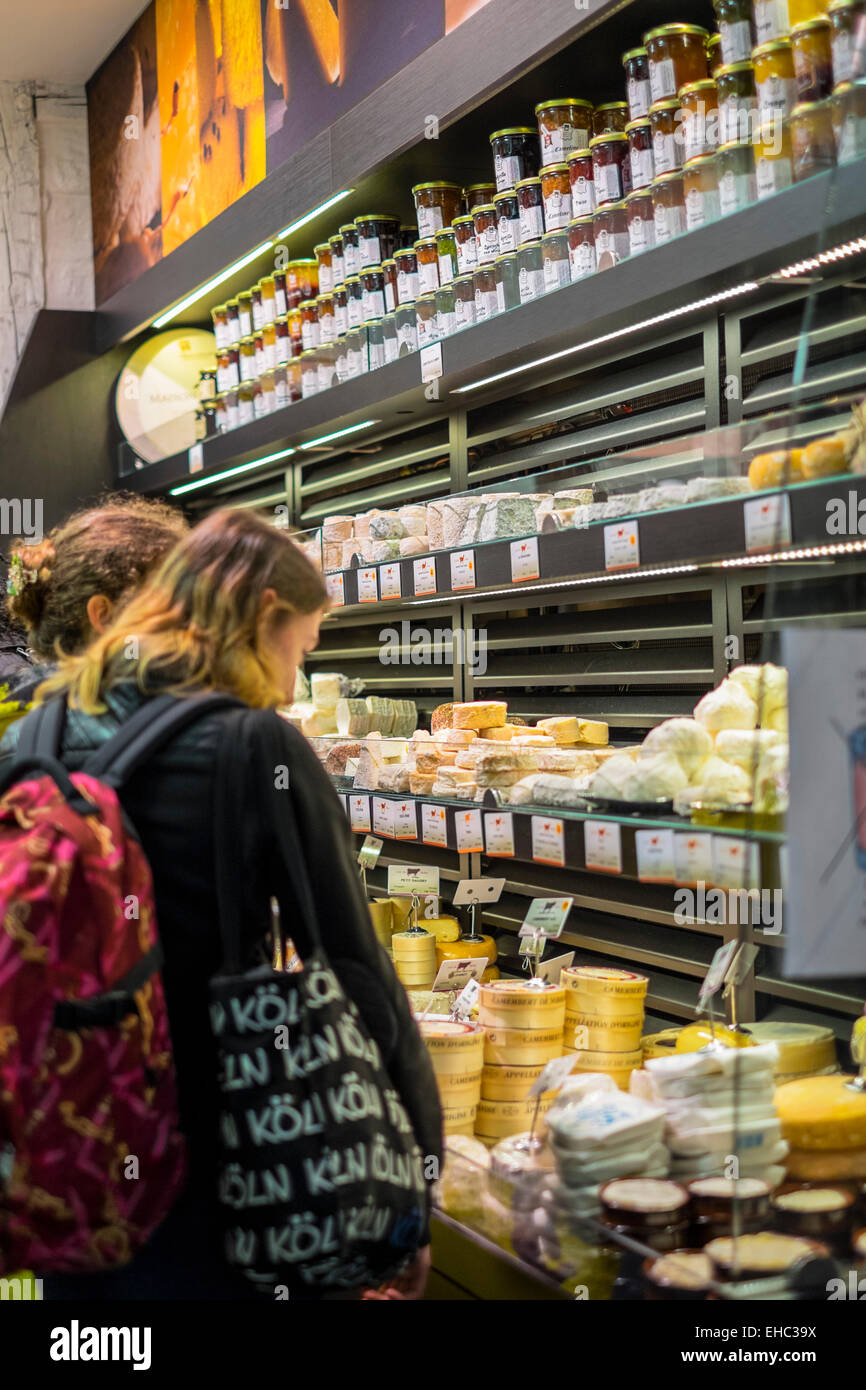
[680,80,721,161]
[286,357,302,402]
[315,293,335,344]
[318,340,337,391]
[260,275,276,327]
[226,298,241,345]
[273,364,290,409]
[652,170,687,243]
[790,97,838,177]
[332,284,348,337]
[194,405,207,442]
[287,305,303,355]
[490,126,542,191]
[626,118,655,188]
[517,239,545,302]
[254,329,266,378]
[237,291,253,338]
[381,259,398,312]
[590,131,632,203]
[251,378,266,420]
[411,182,463,238]
[344,275,364,329]
[355,214,401,269]
[273,274,288,320]
[435,283,458,336]
[567,214,597,278]
[212,394,227,434]
[262,319,278,371]
[394,248,421,304]
[452,216,479,274]
[401,224,418,248]
[535,98,594,161]
[493,252,520,311]
[717,137,758,211]
[515,176,545,242]
[791,18,834,100]
[300,348,319,398]
[492,190,521,254]
[344,329,362,378]
[713,0,755,66]
[198,367,217,402]
[623,47,652,119]
[473,203,500,265]
[251,283,264,332]
[541,229,571,291]
[360,266,386,321]
[382,312,399,364]
[755,116,794,194]
[567,149,597,215]
[625,187,656,254]
[237,337,255,384]
[593,199,630,268]
[415,290,439,345]
[593,102,629,135]
[683,153,721,227]
[435,228,459,285]
[453,273,477,328]
[753,0,790,44]
[540,162,573,230]
[649,100,684,174]
[211,303,229,349]
[753,40,796,123]
[414,238,440,293]
[300,298,320,350]
[395,302,419,355]
[339,224,361,279]
[644,24,710,103]
[463,182,497,211]
[829,0,866,85]
[314,243,333,295]
[288,258,318,302]
[328,234,345,289]
[717,61,758,143]
[236,380,255,427]
[362,320,385,372]
[472,263,498,320]
[260,370,276,416]
[834,77,866,163]
[707,32,724,76]
[274,315,290,365]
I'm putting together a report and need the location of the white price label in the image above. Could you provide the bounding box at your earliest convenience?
[325,572,345,606]
[349,795,371,832]
[510,536,540,582]
[421,804,448,846]
[392,800,418,840]
[520,896,573,938]
[484,812,515,857]
[635,828,676,883]
[529,1052,576,1099]
[188,443,204,473]
[372,797,395,838]
[531,816,565,867]
[455,808,484,853]
[604,519,640,571]
[744,492,792,552]
[420,341,443,383]
[357,834,383,868]
[674,831,714,886]
[536,950,575,986]
[698,941,740,1009]
[453,975,482,1019]
[413,556,437,596]
[584,820,623,873]
[431,958,488,993]
[452,877,505,905]
[387,864,441,896]
[711,835,760,890]
[450,549,476,591]
[357,567,378,603]
[379,563,402,599]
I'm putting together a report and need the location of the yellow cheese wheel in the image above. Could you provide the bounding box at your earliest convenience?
[483,1026,564,1066]
[423,915,461,944]
[435,935,498,968]
[442,1102,479,1135]
[481,1062,551,1101]
[563,1012,644,1053]
[562,1045,643,1091]
[368,899,394,949]
[482,966,501,983]
[785,1146,866,1181]
[406,989,450,1016]
[744,1021,838,1077]
[392,931,436,961]
[776,1076,866,1151]
[474,1095,553,1140]
[419,1020,485,1074]
[479,981,566,1031]
[437,1072,483,1107]
[641,1028,682,1059]
[676,1022,755,1052]
[395,965,437,988]
[562,966,649,1001]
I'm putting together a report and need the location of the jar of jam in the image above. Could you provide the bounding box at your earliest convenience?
[344,275,364,329]
[334,335,349,384]
[515,176,545,242]
[382,311,399,364]
[314,293,334,345]
[707,32,724,76]
[395,302,419,354]
[753,0,790,44]
[770,1185,857,1254]
[194,405,207,442]
[680,80,721,161]
[251,283,264,332]
[344,329,362,378]
[274,315,291,364]
[541,229,571,291]
[835,77,866,162]
[339,224,361,279]
[492,190,521,254]
[490,127,542,191]
[683,153,721,227]
[213,393,229,433]
[236,381,255,427]
[414,237,440,294]
[254,329,266,378]
[643,1250,714,1301]
[625,187,656,254]
[593,199,630,268]
[287,305,303,355]
[299,298,320,351]
[300,349,319,398]
[829,0,866,84]
[590,131,632,204]
[260,370,276,416]
[453,273,477,328]
[401,224,418,247]
[535,98,594,161]
[644,24,710,102]
[472,203,500,265]
[649,100,684,174]
[452,216,479,274]
[237,291,253,338]
[434,284,457,337]
[717,137,758,211]
[415,290,439,345]
[211,303,229,349]
[755,115,794,194]
[380,259,398,312]
[593,102,629,136]
[790,96,838,177]
[791,18,834,100]
[288,259,318,302]
[394,248,421,304]
[517,239,545,302]
[623,47,652,119]
[435,228,459,285]
[237,337,255,384]
[411,182,462,239]
[652,170,687,243]
[753,40,796,123]
[361,320,385,372]
[273,364,290,409]
[626,118,655,188]
[328,234,345,289]
[540,162,573,230]
[355,214,401,269]
[273,274,288,320]
[226,298,241,345]
[567,215,596,278]
[332,284,348,337]
[260,275,276,326]
[198,367,217,402]
[360,266,386,321]
[470,263,496,320]
[463,182,497,211]
[262,320,277,371]
[314,243,333,295]
[600,1179,692,1255]
[717,61,758,142]
[567,149,597,215]
[714,0,755,66]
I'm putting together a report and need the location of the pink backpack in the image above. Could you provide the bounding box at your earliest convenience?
[0,693,239,1274]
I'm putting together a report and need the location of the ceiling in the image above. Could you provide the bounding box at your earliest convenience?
[0,0,149,84]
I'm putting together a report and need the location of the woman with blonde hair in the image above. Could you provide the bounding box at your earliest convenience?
[0,508,441,1301]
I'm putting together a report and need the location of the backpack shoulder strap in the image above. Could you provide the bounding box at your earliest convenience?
[84,691,246,788]
[16,697,67,759]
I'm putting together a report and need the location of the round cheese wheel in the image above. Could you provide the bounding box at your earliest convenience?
[474,1096,553,1140]
[392,931,436,960]
[641,1028,682,1058]
[482,1026,564,1066]
[567,987,647,1019]
[479,981,566,1031]
[436,1072,483,1106]
[776,1076,866,1151]
[419,1020,485,1074]
[562,966,649,1000]
[481,1062,551,1102]
[744,1021,837,1077]
[435,935,498,968]
[563,1012,644,1053]
[676,1022,756,1052]
[785,1146,866,1181]
[423,915,461,944]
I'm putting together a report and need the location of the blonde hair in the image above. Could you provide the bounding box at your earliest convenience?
[41,509,329,713]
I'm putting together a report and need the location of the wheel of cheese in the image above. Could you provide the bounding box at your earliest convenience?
[744,1022,838,1078]
[563,1012,644,1053]
[562,966,649,1003]
[483,1026,564,1066]
[776,1075,866,1151]
[482,966,501,983]
[395,965,437,987]
[562,1045,643,1091]
[419,1020,485,1074]
[641,1028,682,1059]
[436,1072,483,1107]
[676,1022,755,1052]
[566,988,647,1020]
[481,1062,551,1101]
[474,1096,553,1140]
[478,981,566,1031]
[422,915,461,944]
[368,899,394,950]
[442,1103,479,1135]
[393,931,436,962]
[435,935,498,968]
[785,1146,866,1181]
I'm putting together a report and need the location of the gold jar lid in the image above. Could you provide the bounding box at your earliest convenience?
[567,147,593,160]
[717,60,756,76]
[359,318,383,328]
[652,170,685,185]
[621,46,648,63]
[463,183,496,194]
[237,290,252,302]
[452,214,476,227]
[649,98,682,114]
[595,101,629,113]
[752,39,793,56]
[494,250,518,262]
[516,238,543,251]
[434,226,458,239]
[381,257,396,268]
[411,181,462,193]
[299,349,318,359]
[490,126,537,139]
[360,264,384,275]
[790,17,832,34]
[541,228,568,241]
[315,292,334,303]
[828,0,861,11]
[707,32,722,49]
[415,291,438,303]
[683,152,719,170]
[567,213,596,225]
[790,97,834,116]
[589,131,629,145]
[298,298,317,309]
[338,223,358,236]
[644,23,710,42]
[313,243,330,254]
[492,189,519,204]
[625,187,654,202]
[680,79,719,97]
[393,246,418,258]
[239,334,255,347]
[226,297,239,308]
[354,213,399,225]
[453,273,475,286]
[288,257,317,266]
[534,97,594,113]
[625,117,652,132]
[343,275,361,287]
[413,237,438,250]
[514,175,543,188]
[593,198,628,210]
[540,161,571,174]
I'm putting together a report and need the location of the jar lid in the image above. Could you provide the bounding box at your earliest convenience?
[490,126,537,139]
[516,239,543,250]
[567,213,595,225]
[354,213,400,224]
[416,291,438,302]
[463,183,496,193]
[717,60,755,75]
[621,46,648,62]
[359,318,383,328]
[514,176,543,188]
[752,38,792,56]
[649,98,682,114]
[679,79,719,96]
[315,292,335,303]
[828,0,861,10]
[226,298,239,307]
[566,147,593,160]
[338,223,358,235]
[624,188,654,202]
[453,273,475,286]
[250,284,262,295]
[683,153,719,170]
[360,264,384,274]
[411,181,462,193]
[452,214,476,226]
[790,16,831,32]
[791,97,834,117]
[494,251,518,262]
[588,131,628,144]
[434,226,458,239]
[238,335,255,346]
[492,189,518,203]
[313,243,330,254]
[299,349,318,358]
[380,258,396,268]
[534,97,594,113]
[625,117,652,132]
[707,32,722,47]
[344,275,361,286]
[595,101,629,113]
[328,232,343,243]
[237,290,252,301]
[652,170,685,185]
[211,303,227,314]
[717,137,756,151]
[413,237,439,249]
[593,198,627,210]
[288,257,317,266]
[276,314,289,324]
[393,246,418,257]
[644,23,710,42]
[298,298,317,308]
[332,283,346,295]
[541,228,568,241]
[540,161,570,174]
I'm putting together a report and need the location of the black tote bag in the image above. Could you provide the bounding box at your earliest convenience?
[209,709,428,1295]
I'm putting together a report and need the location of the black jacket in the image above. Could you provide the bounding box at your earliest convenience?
[0,686,442,1299]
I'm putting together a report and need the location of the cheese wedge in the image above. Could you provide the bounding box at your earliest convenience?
[452,701,508,729]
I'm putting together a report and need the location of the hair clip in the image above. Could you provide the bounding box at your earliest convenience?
[6,555,37,598]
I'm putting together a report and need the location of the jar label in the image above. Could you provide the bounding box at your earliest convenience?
[317,267,332,296]
[757,75,795,123]
[653,203,685,244]
[437,256,455,286]
[475,287,498,320]
[214,323,228,350]
[383,333,399,363]
[517,265,544,302]
[225,403,239,429]
[496,280,506,313]
[719,95,755,145]
[479,225,500,261]
[334,304,348,336]
[217,363,239,392]
[627,212,655,255]
[755,153,793,199]
[348,298,363,329]
[384,282,397,312]
[838,114,862,165]
[331,255,344,286]
[397,268,420,303]
[594,160,624,204]
[832,32,854,85]
[719,168,755,215]
[594,227,630,267]
[317,364,333,391]
[417,205,445,239]
[255,347,265,377]
[418,260,440,293]
[627,76,651,120]
[274,375,290,406]
[368,341,385,371]
[237,396,255,425]
[630,146,655,190]
[252,302,264,332]
[648,55,676,103]
[754,0,787,43]
[253,391,268,418]
[301,323,318,350]
[652,129,678,176]
[455,294,477,326]
[276,338,290,364]
[264,342,277,371]
[417,311,439,345]
[719,19,752,66]
[456,239,479,273]
[397,323,418,353]
[498,215,520,252]
[571,174,596,217]
[344,245,361,278]
[438,309,456,337]
[362,288,386,320]
[360,235,381,267]
[543,188,573,230]
[543,254,571,291]
[568,240,596,278]
[494,152,522,191]
[275,289,288,317]
[346,346,361,376]
[685,186,720,231]
[239,309,252,337]
[518,203,544,242]
[261,296,276,325]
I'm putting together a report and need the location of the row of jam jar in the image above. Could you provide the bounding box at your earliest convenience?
[211,261,318,351]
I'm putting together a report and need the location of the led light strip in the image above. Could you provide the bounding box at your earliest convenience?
[773,235,866,279]
[300,419,381,450]
[153,242,275,329]
[714,540,866,567]
[169,446,296,497]
[276,190,354,240]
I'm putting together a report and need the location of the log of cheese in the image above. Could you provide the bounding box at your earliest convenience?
[453,701,507,729]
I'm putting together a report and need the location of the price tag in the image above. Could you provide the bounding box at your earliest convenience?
[413,556,437,596]
[536,950,575,985]
[325,572,345,606]
[698,940,739,1010]
[635,828,676,883]
[519,896,573,938]
[421,803,448,846]
[744,492,791,552]
[393,800,418,840]
[724,942,759,989]
[338,794,348,815]
[528,1052,576,1099]
[510,536,540,582]
[357,567,379,603]
[372,797,395,838]
[357,834,383,868]
[453,976,482,1020]
[455,808,484,853]
[604,519,640,571]
[349,795,371,832]
[188,443,204,473]
[452,877,505,905]
[674,831,714,886]
[450,549,476,591]
[379,563,402,599]
[420,341,443,384]
[531,815,565,867]
[430,958,488,992]
[711,835,760,890]
[484,812,515,857]
[387,864,441,896]
[584,821,622,873]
